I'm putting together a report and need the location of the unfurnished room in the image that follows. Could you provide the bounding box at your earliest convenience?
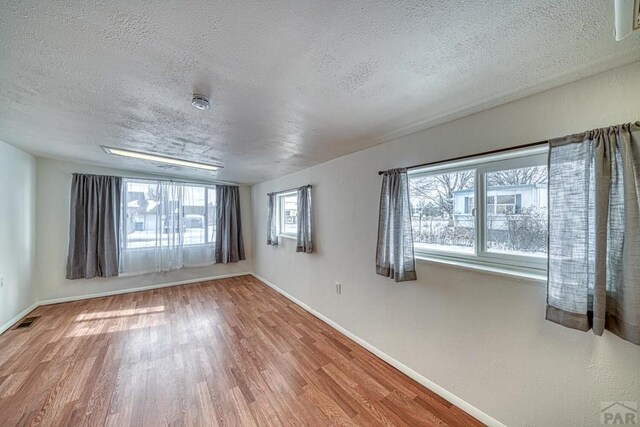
[1,1,639,426]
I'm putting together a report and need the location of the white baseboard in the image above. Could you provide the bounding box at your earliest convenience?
[251,272,504,427]
[38,271,252,306]
[0,302,39,335]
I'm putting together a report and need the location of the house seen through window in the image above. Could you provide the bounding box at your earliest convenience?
[408,147,548,274]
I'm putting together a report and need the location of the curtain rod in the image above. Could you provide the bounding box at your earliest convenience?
[267,184,312,196]
[73,172,239,187]
[377,140,549,175]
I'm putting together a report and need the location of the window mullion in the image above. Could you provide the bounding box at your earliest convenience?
[476,169,487,257]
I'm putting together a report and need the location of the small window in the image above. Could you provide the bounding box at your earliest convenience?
[409,147,548,276]
[278,192,298,237]
[464,196,474,214]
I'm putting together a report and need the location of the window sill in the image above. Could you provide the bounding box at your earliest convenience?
[122,243,215,251]
[414,254,547,283]
[278,234,297,240]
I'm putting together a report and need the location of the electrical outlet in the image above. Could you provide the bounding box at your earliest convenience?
[335,282,341,294]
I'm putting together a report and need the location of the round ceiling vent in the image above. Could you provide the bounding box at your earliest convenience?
[191,94,210,110]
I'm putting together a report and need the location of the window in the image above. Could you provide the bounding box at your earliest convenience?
[278,192,298,237]
[122,179,216,250]
[410,169,475,254]
[408,147,548,275]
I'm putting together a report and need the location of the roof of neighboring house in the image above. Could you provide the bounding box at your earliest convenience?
[127,199,160,213]
[128,202,207,216]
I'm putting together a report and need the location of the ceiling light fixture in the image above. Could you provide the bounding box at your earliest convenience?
[102,147,222,171]
[191,94,210,110]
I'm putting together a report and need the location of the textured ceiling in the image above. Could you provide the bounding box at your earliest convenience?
[1,1,639,184]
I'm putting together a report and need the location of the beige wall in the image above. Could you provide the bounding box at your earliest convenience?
[35,158,253,302]
[251,61,640,426]
[0,140,37,331]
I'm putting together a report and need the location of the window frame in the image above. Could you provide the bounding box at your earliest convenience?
[121,179,216,251]
[408,146,548,277]
[276,191,298,239]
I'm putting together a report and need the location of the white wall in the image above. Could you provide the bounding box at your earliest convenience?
[35,158,253,302]
[251,61,640,426]
[0,140,37,330]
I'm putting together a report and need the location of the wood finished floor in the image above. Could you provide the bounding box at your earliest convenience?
[0,275,483,427]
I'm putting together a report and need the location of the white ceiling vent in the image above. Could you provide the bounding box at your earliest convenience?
[614,0,640,40]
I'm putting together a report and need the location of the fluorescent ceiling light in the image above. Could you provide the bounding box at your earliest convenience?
[614,0,640,40]
[102,147,222,171]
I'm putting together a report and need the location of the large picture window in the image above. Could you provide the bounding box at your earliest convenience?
[408,147,548,275]
[120,178,218,275]
[123,180,216,249]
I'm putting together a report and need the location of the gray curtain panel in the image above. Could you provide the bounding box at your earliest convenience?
[267,193,278,246]
[296,185,313,253]
[547,121,640,345]
[66,174,122,279]
[215,185,246,263]
[376,168,417,282]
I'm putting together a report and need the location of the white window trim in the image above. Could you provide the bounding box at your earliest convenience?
[409,146,548,277]
[278,234,297,240]
[276,191,298,239]
[414,254,547,282]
